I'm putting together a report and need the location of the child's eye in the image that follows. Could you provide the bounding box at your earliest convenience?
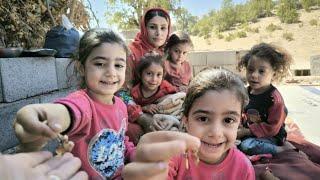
[115,64,125,69]
[259,70,265,74]
[197,116,209,123]
[148,25,156,29]
[161,26,167,31]
[157,73,163,77]
[224,117,235,124]
[146,72,152,76]
[94,62,104,67]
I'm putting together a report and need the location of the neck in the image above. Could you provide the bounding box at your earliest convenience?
[141,86,158,98]
[87,90,114,105]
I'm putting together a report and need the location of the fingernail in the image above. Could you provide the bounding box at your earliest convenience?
[53,123,62,131]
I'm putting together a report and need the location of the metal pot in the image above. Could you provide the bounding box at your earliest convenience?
[0,47,23,58]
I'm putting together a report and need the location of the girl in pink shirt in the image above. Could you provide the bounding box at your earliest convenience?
[122,68,255,180]
[14,29,135,180]
[164,31,193,92]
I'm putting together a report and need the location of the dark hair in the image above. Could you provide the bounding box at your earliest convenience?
[165,31,194,52]
[136,54,165,83]
[69,28,130,88]
[144,9,169,26]
[183,68,249,117]
[237,43,292,82]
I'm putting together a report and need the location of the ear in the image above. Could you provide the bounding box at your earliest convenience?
[75,61,85,76]
[182,116,189,131]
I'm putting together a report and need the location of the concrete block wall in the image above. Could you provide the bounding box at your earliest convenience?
[0,57,77,152]
[188,50,247,77]
[310,55,320,76]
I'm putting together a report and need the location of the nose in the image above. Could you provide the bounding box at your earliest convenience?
[105,65,116,76]
[208,121,223,138]
[155,27,161,36]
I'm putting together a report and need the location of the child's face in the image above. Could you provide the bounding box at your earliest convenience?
[83,43,126,104]
[146,16,169,48]
[246,57,274,94]
[168,43,190,65]
[183,89,241,164]
[141,63,163,92]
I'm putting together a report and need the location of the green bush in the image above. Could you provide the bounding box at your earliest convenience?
[309,19,318,26]
[282,31,294,41]
[217,33,224,39]
[236,31,247,38]
[301,0,318,12]
[277,0,299,24]
[266,23,282,32]
[225,33,236,42]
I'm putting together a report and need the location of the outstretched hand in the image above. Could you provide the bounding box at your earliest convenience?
[122,131,200,180]
[0,151,88,180]
[13,104,70,152]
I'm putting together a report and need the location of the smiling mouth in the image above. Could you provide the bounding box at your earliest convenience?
[202,141,224,148]
[100,81,118,85]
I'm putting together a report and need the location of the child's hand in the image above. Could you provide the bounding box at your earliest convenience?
[0,151,88,180]
[122,131,200,180]
[142,104,159,115]
[13,104,68,152]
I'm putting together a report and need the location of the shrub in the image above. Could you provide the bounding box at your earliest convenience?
[217,33,224,39]
[236,31,247,38]
[266,23,282,32]
[277,0,299,24]
[309,19,318,26]
[225,33,236,42]
[282,31,294,41]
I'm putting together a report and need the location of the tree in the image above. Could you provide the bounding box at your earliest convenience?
[105,0,181,30]
[0,0,90,48]
[277,0,299,23]
[215,0,237,32]
[174,7,198,33]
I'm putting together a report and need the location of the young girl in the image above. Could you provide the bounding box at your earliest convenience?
[13,29,135,180]
[127,54,178,144]
[122,68,255,180]
[237,43,293,156]
[164,31,193,92]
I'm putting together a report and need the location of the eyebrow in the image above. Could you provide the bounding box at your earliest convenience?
[192,109,241,117]
[91,56,126,62]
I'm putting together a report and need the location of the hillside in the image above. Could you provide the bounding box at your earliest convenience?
[191,9,320,70]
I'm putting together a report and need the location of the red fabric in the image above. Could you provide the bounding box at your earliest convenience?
[252,119,320,179]
[55,90,135,180]
[126,122,144,145]
[127,104,143,123]
[249,89,286,138]
[253,149,320,180]
[131,80,177,107]
[168,147,255,180]
[128,8,171,74]
[164,60,192,89]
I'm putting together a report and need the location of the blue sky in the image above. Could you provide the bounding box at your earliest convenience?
[87,0,246,28]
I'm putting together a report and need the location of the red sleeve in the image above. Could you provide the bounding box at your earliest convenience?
[162,80,178,94]
[128,85,143,122]
[249,90,286,138]
[54,90,92,142]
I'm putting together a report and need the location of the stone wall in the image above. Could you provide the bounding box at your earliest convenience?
[311,55,320,76]
[0,57,77,152]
